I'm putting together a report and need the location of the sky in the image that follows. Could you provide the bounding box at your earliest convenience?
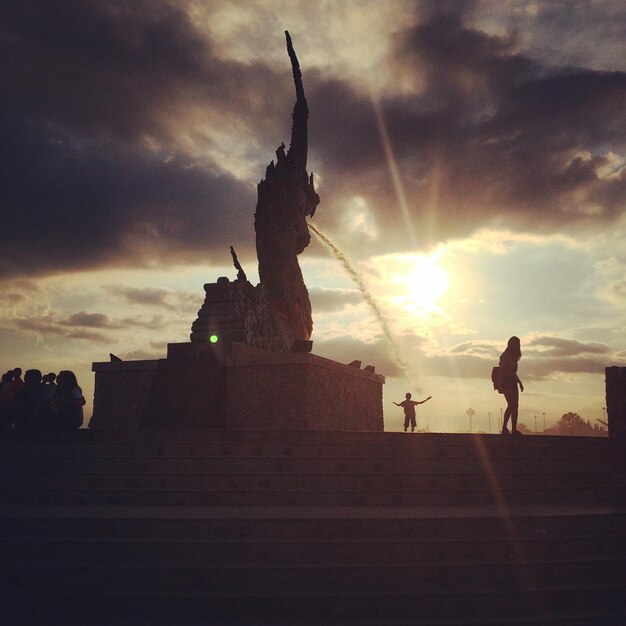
[1,0,625,432]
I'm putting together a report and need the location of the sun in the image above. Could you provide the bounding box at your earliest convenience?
[389,252,449,313]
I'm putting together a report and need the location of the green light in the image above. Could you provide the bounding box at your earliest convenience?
[209,334,219,344]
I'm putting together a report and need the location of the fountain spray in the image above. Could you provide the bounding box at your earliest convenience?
[308,222,421,391]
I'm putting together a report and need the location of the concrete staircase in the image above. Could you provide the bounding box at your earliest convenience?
[1,429,625,624]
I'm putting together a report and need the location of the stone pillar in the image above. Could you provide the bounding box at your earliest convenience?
[605,366,626,439]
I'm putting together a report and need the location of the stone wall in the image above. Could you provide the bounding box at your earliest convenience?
[139,348,226,428]
[91,342,385,431]
[606,366,626,438]
[90,360,158,429]
[225,343,384,431]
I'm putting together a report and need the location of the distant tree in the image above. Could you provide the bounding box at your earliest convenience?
[544,412,607,437]
[516,422,532,434]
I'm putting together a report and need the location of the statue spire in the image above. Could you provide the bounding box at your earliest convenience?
[285,30,306,105]
[285,31,308,173]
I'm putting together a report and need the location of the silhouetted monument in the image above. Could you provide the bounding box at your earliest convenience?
[91,32,384,431]
[255,32,319,344]
[190,32,318,353]
[606,366,626,438]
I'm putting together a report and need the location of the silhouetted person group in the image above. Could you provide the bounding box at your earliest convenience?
[396,336,526,435]
[0,367,85,439]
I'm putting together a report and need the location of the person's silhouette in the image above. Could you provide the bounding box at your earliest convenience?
[394,393,432,432]
[499,336,524,435]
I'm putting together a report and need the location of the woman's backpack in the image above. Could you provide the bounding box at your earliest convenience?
[491,366,503,393]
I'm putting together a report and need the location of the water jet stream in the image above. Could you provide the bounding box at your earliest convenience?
[309,222,421,391]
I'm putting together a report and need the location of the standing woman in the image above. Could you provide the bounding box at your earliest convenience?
[500,336,524,435]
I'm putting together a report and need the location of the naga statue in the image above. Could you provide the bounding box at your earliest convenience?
[191,31,318,352]
[254,31,320,343]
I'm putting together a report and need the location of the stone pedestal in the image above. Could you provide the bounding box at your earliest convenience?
[91,342,384,431]
[91,360,158,429]
[225,343,384,431]
[606,366,626,439]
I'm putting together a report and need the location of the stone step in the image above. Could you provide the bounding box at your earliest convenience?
[3,507,623,542]
[2,587,625,625]
[0,454,619,474]
[3,558,624,597]
[2,428,616,450]
[68,429,613,447]
[1,469,622,491]
[1,439,619,460]
[1,484,622,506]
[4,534,625,567]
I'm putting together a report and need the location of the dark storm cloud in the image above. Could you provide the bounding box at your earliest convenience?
[2,0,625,280]
[0,112,256,277]
[0,0,287,279]
[0,1,286,143]
[309,5,626,247]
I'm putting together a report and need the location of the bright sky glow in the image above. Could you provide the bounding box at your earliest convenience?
[395,253,449,313]
[371,251,450,315]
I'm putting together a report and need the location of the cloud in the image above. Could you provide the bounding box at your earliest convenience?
[308,6,626,250]
[309,287,362,312]
[607,279,626,300]
[118,315,167,330]
[315,336,402,376]
[107,286,174,308]
[14,315,116,344]
[105,285,202,311]
[0,0,287,280]
[425,336,623,382]
[1,0,625,282]
[449,342,500,357]
[121,349,162,361]
[0,0,286,145]
[65,330,116,344]
[0,113,257,278]
[0,293,26,305]
[527,336,610,357]
[63,312,121,329]
[9,309,167,343]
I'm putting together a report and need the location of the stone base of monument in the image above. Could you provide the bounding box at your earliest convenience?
[90,341,384,431]
[606,366,626,438]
